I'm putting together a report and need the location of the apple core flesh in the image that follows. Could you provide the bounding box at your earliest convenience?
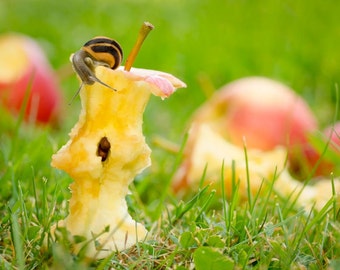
[52,65,185,259]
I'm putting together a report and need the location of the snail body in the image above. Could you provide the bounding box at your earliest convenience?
[71,36,123,91]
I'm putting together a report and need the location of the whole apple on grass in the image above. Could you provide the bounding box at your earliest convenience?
[0,33,62,125]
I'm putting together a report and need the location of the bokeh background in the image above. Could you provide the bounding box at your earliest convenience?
[0,3,340,268]
[1,0,339,140]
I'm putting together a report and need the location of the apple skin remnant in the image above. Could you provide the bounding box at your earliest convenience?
[51,65,185,259]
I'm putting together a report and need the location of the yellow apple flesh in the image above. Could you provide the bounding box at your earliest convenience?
[52,65,185,259]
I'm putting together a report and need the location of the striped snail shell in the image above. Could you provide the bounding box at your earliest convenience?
[82,37,123,70]
[71,36,123,90]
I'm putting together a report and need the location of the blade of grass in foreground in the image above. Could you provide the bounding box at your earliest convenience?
[220,160,228,229]
[9,207,25,270]
[243,141,253,212]
[172,185,210,225]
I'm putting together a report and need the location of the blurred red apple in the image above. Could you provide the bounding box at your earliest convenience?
[173,77,320,193]
[0,33,62,125]
[192,76,318,151]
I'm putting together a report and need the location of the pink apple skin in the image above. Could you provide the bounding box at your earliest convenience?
[192,77,318,151]
[0,33,62,125]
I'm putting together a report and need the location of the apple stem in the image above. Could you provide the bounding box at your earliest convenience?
[124,22,154,71]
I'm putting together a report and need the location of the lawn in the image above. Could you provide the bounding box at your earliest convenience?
[0,0,340,269]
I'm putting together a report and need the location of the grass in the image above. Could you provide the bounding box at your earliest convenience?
[1,0,340,269]
[1,126,339,269]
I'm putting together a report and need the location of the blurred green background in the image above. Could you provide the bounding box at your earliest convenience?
[1,0,339,140]
[0,2,339,267]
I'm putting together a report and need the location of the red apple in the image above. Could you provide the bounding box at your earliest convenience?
[192,76,318,151]
[0,33,62,125]
[173,77,320,192]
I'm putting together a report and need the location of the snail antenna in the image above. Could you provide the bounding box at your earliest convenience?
[68,82,84,105]
[91,75,117,92]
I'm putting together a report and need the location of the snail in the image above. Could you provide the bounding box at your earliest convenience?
[70,36,123,101]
